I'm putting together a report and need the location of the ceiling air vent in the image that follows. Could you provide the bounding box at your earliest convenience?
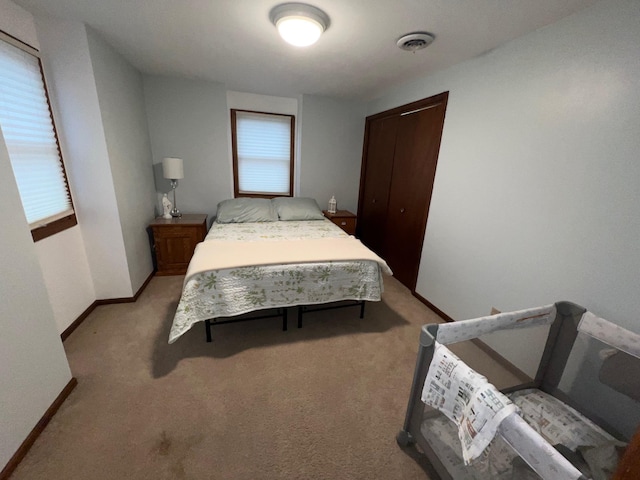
[396,32,435,52]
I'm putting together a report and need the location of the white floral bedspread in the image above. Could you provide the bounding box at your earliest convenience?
[169,220,387,343]
[205,219,347,241]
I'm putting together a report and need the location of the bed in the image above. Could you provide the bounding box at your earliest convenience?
[397,301,640,479]
[168,197,392,344]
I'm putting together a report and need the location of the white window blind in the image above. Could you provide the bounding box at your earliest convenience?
[235,111,293,195]
[0,36,73,229]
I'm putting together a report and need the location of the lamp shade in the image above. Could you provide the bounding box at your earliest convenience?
[162,157,184,180]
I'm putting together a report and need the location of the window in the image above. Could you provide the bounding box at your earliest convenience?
[0,31,76,241]
[231,109,294,197]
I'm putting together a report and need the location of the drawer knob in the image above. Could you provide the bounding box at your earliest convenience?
[341,221,347,225]
[400,208,405,213]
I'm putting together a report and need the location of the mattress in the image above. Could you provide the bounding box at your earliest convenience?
[419,389,619,479]
[168,219,388,343]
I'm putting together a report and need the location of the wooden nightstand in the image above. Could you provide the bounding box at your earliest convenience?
[150,214,208,275]
[323,210,357,235]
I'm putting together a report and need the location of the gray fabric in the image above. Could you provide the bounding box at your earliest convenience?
[215,198,277,223]
[272,197,325,221]
[579,442,626,480]
[599,351,640,402]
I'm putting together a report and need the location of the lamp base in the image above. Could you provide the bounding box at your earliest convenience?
[169,180,181,217]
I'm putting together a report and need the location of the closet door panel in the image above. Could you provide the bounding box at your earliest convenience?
[384,103,445,288]
[358,115,398,255]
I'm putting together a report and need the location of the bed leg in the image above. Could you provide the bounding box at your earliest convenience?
[205,319,212,343]
[360,301,365,319]
[297,306,303,328]
[282,308,288,331]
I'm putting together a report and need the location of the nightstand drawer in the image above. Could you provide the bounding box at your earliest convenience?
[322,210,357,236]
[153,225,202,240]
[332,217,356,235]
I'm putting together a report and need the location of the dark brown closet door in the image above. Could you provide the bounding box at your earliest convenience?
[358,92,448,291]
[357,115,398,254]
[383,101,447,289]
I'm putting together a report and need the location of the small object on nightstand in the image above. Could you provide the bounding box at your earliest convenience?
[150,214,207,275]
[328,195,337,214]
[323,209,357,236]
[161,194,172,219]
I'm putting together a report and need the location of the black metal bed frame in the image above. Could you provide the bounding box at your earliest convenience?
[204,309,288,342]
[203,300,366,342]
[296,300,365,328]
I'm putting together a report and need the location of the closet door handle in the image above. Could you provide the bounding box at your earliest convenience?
[400,208,405,213]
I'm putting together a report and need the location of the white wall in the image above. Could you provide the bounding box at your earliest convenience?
[368,0,640,376]
[3,14,160,332]
[226,91,298,115]
[144,76,231,219]
[144,78,367,217]
[35,228,95,332]
[35,17,133,300]
[226,90,300,197]
[299,95,366,213]
[0,0,38,48]
[86,27,156,293]
[4,6,156,330]
[0,3,96,335]
[0,0,73,470]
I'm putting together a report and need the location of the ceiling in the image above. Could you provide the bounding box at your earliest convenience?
[15,0,599,101]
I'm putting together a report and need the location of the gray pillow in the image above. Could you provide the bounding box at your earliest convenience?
[272,197,325,221]
[216,198,277,223]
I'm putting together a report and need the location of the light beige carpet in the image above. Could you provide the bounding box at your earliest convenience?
[11,275,520,480]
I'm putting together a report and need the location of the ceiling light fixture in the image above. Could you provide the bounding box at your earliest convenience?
[270,3,330,47]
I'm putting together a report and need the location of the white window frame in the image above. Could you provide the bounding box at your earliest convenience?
[0,30,76,241]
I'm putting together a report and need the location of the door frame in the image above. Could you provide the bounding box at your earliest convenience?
[357,91,449,292]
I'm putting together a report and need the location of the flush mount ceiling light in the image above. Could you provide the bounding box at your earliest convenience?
[270,3,330,47]
[397,32,435,52]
